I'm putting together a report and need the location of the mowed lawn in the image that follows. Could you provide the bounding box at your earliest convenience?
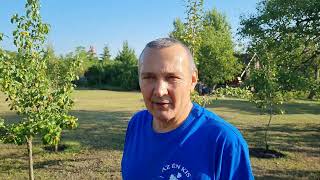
[0,90,319,179]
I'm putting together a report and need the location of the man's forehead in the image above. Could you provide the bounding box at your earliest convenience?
[140,54,186,73]
[142,44,188,58]
[138,44,194,76]
[141,46,189,65]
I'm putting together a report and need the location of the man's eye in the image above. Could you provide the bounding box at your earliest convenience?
[168,76,180,80]
[143,76,153,79]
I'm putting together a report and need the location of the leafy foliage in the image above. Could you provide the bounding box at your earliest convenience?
[214,86,253,99]
[240,0,320,150]
[198,9,241,87]
[240,0,320,99]
[0,2,81,177]
[170,0,204,63]
[190,91,211,107]
[171,8,241,89]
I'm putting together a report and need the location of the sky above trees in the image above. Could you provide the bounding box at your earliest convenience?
[1,0,259,57]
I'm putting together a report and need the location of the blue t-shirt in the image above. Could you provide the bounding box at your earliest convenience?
[121,103,254,180]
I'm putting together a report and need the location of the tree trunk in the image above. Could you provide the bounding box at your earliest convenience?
[308,90,316,99]
[308,65,319,99]
[265,105,273,151]
[55,143,58,152]
[27,136,34,180]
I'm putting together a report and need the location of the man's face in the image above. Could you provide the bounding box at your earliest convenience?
[139,45,197,123]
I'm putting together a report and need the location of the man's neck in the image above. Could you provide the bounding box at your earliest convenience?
[153,102,193,133]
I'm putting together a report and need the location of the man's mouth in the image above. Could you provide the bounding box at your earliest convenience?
[152,101,171,107]
[154,102,169,104]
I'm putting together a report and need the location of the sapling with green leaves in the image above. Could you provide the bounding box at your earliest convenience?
[246,44,285,151]
[0,0,81,179]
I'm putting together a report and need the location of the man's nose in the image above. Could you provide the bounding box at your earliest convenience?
[153,79,168,97]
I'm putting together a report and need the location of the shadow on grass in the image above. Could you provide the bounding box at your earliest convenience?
[255,169,320,179]
[0,110,131,175]
[1,110,133,152]
[208,99,320,115]
[64,110,133,151]
[34,159,63,169]
[244,123,320,156]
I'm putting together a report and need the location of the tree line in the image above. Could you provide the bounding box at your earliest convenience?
[44,41,139,91]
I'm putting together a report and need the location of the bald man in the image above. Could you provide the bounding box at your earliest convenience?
[121,38,254,180]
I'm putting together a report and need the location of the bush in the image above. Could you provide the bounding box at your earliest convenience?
[214,86,253,99]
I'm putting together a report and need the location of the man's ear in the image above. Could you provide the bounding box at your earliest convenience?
[190,70,198,92]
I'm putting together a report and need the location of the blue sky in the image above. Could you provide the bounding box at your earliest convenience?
[0,0,259,57]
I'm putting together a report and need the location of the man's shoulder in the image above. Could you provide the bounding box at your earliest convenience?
[128,109,150,128]
[194,105,247,147]
[132,109,150,120]
[132,109,149,119]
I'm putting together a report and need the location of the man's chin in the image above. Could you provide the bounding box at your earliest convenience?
[152,111,173,122]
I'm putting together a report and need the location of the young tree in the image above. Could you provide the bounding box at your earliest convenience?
[0,0,81,179]
[245,41,285,151]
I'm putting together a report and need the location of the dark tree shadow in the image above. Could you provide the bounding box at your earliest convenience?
[207,99,320,115]
[62,110,133,151]
[255,169,320,179]
[244,123,320,157]
[0,110,133,152]
[207,99,259,115]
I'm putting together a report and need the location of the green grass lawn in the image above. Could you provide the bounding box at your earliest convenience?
[0,90,319,179]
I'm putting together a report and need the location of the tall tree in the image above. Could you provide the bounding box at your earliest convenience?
[112,41,138,90]
[87,45,98,61]
[100,44,112,62]
[239,0,320,151]
[240,0,320,99]
[170,0,210,106]
[198,9,241,88]
[114,41,137,65]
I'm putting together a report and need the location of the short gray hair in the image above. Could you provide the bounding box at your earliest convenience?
[138,38,197,73]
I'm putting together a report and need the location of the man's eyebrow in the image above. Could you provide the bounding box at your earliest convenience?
[141,72,182,76]
[140,72,154,76]
[166,72,182,76]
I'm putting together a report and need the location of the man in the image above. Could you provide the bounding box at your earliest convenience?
[121,38,254,180]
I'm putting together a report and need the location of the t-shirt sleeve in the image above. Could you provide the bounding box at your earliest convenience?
[214,133,254,180]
